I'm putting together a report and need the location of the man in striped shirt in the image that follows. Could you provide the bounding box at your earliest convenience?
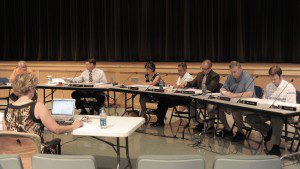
[246,66,296,156]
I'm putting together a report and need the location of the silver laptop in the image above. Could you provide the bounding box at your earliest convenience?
[51,99,75,123]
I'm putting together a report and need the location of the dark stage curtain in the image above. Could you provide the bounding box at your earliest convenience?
[0,0,299,62]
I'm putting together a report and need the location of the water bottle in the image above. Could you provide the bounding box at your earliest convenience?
[202,84,207,96]
[46,75,52,84]
[100,107,107,129]
[159,80,164,90]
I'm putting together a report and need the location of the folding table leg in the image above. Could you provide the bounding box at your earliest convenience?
[116,138,120,169]
[126,137,132,169]
[284,117,288,155]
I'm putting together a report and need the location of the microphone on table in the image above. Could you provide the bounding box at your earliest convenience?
[68,70,82,84]
[237,75,259,103]
[269,79,294,108]
[119,72,138,88]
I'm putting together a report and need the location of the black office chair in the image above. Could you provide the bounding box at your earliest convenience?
[0,78,10,111]
[288,90,300,152]
[145,96,159,124]
[255,85,264,99]
[81,97,105,115]
[9,90,38,102]
[169,104,196,138]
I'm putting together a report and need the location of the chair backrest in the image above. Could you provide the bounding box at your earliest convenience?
[138,155,205,169]
[0,132,41,169]
[0,77,9,85]
[0,155,23,169]
[254,86,264,99]
[214,83,223,93]
[296,91,300,104]
[31,154,97,169]
[213,155,281,169]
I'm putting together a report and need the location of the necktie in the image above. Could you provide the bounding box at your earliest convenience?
[89,71,93,82]
[202,75,207,86]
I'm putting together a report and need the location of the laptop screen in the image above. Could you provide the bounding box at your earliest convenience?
[51,99,75,116]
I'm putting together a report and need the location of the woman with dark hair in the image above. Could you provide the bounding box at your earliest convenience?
[139,62,162,120]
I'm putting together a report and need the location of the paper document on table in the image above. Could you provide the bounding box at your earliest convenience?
[51,78,66,84]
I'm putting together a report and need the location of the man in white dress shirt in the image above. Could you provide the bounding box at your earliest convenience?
[70,59,107,115]
[151,62,193,127]
[245,66,296,156]
[175,62,194,87]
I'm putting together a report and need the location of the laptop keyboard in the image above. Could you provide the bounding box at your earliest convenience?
[56,120,73,125]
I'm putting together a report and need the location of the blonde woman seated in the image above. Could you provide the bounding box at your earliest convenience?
[2,74,83,150]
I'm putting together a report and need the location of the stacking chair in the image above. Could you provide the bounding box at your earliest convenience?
[31,154,97,169]
[213,155,281,169]
[0,155,23,169]
[0,131,62,169]
[0,132,41,169]
[137,155,205,169]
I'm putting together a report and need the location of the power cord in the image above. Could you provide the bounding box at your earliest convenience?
[61,136,87,146]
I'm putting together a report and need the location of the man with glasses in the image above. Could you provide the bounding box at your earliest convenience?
[245,66,296,156]
[180,60,220,132]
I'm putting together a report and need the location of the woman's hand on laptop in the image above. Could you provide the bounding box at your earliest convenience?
[72,120,83,130]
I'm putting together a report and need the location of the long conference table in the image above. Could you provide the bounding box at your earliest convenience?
[1,83,300,157]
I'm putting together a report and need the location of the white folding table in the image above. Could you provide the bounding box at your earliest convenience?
[72,115,145,169]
